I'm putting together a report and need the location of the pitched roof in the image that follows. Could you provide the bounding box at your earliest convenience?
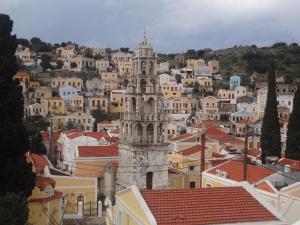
[206,160,274,184]
[256,181,277,194]
[204,123,243,145]
[67,131,109,141]
[169,133,195,141]
[77,145,119,158]
[278,158,300,171]
[30,153,50,172]
[35,176,56,191]
[178,144,203,156]
[141,186,278,225]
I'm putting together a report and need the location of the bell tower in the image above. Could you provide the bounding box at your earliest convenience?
[118,31,169,190]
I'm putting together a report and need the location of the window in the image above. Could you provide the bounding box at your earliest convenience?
[189,181,196,188]
[45,185,53,197]
[146,172,153,190]
[189,165,194,171]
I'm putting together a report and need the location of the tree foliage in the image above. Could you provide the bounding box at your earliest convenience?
[56,59,64,69]
[285,87,300,160]
[260,63,282,163]
[25,116,49,155]
[0,193,28,225]
[0,14,35,224]
[40,53,52,71]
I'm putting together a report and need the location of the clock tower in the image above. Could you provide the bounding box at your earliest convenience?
[118,31,169,190]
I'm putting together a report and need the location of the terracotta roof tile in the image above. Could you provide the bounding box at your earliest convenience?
[141,187,278,225]
[170,133,195,141]
[207,160,274,184]
[212,152,225,158]
[178,144,203,156]
[78,145,119,157]
[30,153,50,172]
[204,123,243,145]
[35,176,56,191]
[278,158,300,171]
[256,181,276,194]
[67,131,109,141]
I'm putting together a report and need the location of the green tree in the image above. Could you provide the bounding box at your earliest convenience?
[175,74,182,83]
[285,87,300,159]
[25,116,48,155]
[65,120,76,130]
[260,63,282,163]
[0,14,35,223]
[40,53,52,71]
[0,193,29,225]
[56,59,64,69]
[70,62,77,69]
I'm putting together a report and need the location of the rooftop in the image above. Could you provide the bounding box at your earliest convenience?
[141,186,279,225]
[206,160,274,184]
[77,145,119,158]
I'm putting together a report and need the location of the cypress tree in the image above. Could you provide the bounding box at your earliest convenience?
[260,63,282,163]
[286,87,300,159]
[0,13,35,220]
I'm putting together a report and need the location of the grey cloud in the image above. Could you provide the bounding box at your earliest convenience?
[0,0,299,52]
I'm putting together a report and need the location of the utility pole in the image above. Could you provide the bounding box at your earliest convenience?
[48,114,55,166]
[243,124,249,181]
[200,132,205,188]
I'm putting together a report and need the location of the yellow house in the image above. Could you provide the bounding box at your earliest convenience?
[186,58,205,67]
[13,70,30,84]
[106,184,285,225]
[160,81,180,98]
[164,97,198,114]
[109,90,125,113]
[88,95,109,112]
[44,167,98,215]
[28,176,63,225]
[27,152,99,216]
[46,97,66,115]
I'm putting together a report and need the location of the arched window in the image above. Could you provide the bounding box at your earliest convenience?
[146,172,153,190]
[141,61,146,75]
[145,97,154,113]
[140,79,146,94]
[131,97,136,112]
[146,123,154,143]
[149,61,153,74]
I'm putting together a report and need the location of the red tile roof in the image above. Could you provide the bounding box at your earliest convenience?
[67,131,109,141]
[168,167,182,175]
[30,153,50,172]
[212,152,225,158]
[35,176,56,191]
[210,159,228,167]
[178,144,203,156]
[141,187,278,225]
[256,181,276,194]
[278,158,300,171]
[204,123,243,145]
[170,133,195,141]
[207,160,274,184]
[77,145,119,158]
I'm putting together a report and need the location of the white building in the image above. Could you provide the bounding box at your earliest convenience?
[277,95,294,113]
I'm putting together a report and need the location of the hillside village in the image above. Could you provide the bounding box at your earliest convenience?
[11,32,300,225]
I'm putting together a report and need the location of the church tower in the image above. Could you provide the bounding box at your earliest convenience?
[118,31,169,190]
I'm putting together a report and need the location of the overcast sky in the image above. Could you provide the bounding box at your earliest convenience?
[1,0,300,52]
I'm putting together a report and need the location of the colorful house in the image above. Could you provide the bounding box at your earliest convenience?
[27,176,63,225]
